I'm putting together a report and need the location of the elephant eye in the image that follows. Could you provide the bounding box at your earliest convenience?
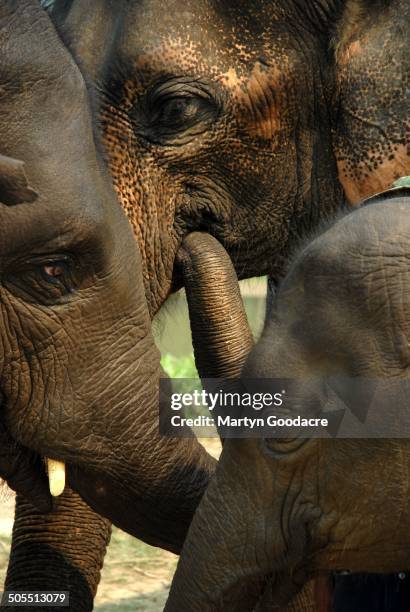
[133,79,220,144]
[4,255,82,305]
[41,261,69,284]
[155,97,204,128]
[36,259,77,296]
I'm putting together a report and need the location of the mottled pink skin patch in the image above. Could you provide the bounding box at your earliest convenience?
[222,62,286,141]
[339,144,410,205]
[334,2,409,206]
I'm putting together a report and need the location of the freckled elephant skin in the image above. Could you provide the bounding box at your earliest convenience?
[46,0,409,315]
[334,0,410,204]
[49,0,350,316]
[165,196,410,611]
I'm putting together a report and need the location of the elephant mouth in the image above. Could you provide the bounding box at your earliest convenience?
[0,420,53,512]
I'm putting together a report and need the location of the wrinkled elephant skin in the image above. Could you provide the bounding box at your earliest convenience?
[165,194,410,611]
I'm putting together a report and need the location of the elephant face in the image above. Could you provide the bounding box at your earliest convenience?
[47,0,342,316]
[46,0,409,315]
[0,0,160,513]
[165,193,410,611]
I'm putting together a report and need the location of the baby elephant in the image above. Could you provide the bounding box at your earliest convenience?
[165,190,410,611]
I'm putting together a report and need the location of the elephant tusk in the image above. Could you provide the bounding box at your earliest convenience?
[46,458,66,497]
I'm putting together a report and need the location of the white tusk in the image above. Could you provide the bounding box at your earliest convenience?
[46,458,66,497]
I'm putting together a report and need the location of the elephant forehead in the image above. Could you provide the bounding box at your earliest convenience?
[113,17,297,79]
[295,201,410,270]
[118,0,286,59]
[278,200,410,327]
[106,0,305,89]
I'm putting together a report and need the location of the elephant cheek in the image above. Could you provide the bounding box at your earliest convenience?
[100,107,181,314]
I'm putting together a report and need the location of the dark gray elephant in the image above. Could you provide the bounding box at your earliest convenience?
[165,189,410,611]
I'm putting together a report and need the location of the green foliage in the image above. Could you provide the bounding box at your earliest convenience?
[160,353,201,396]
[160,353,198,378]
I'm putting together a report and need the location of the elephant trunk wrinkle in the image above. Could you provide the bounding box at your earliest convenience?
[177,232,254,380]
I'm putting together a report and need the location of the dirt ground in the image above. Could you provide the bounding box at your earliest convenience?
[0,438,221,611]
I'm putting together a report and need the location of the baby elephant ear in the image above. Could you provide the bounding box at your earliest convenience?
[0,154,38,205]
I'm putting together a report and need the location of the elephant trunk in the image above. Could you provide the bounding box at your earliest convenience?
[164,439,278,612]
[4,490,110,612]
[4,232,256,606]
[67,234,254,551]
[168,235,318,611]
[177,232,254,379]
[165,437,318,611]
[7,234,252,610]
[0,422,51,513]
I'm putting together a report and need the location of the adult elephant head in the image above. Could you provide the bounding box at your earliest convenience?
[46,0,409,316]
[0,0,158,500]
[165,191,410,611]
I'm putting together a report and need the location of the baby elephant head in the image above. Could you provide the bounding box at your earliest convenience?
[165,191,410,611]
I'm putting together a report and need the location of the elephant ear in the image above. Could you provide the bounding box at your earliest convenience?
[0,154,38,205]
[332,0,409,204]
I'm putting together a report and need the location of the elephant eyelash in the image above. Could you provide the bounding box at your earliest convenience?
[12,253,73,270]
[146,74,217,102]
[152,95,216,126]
